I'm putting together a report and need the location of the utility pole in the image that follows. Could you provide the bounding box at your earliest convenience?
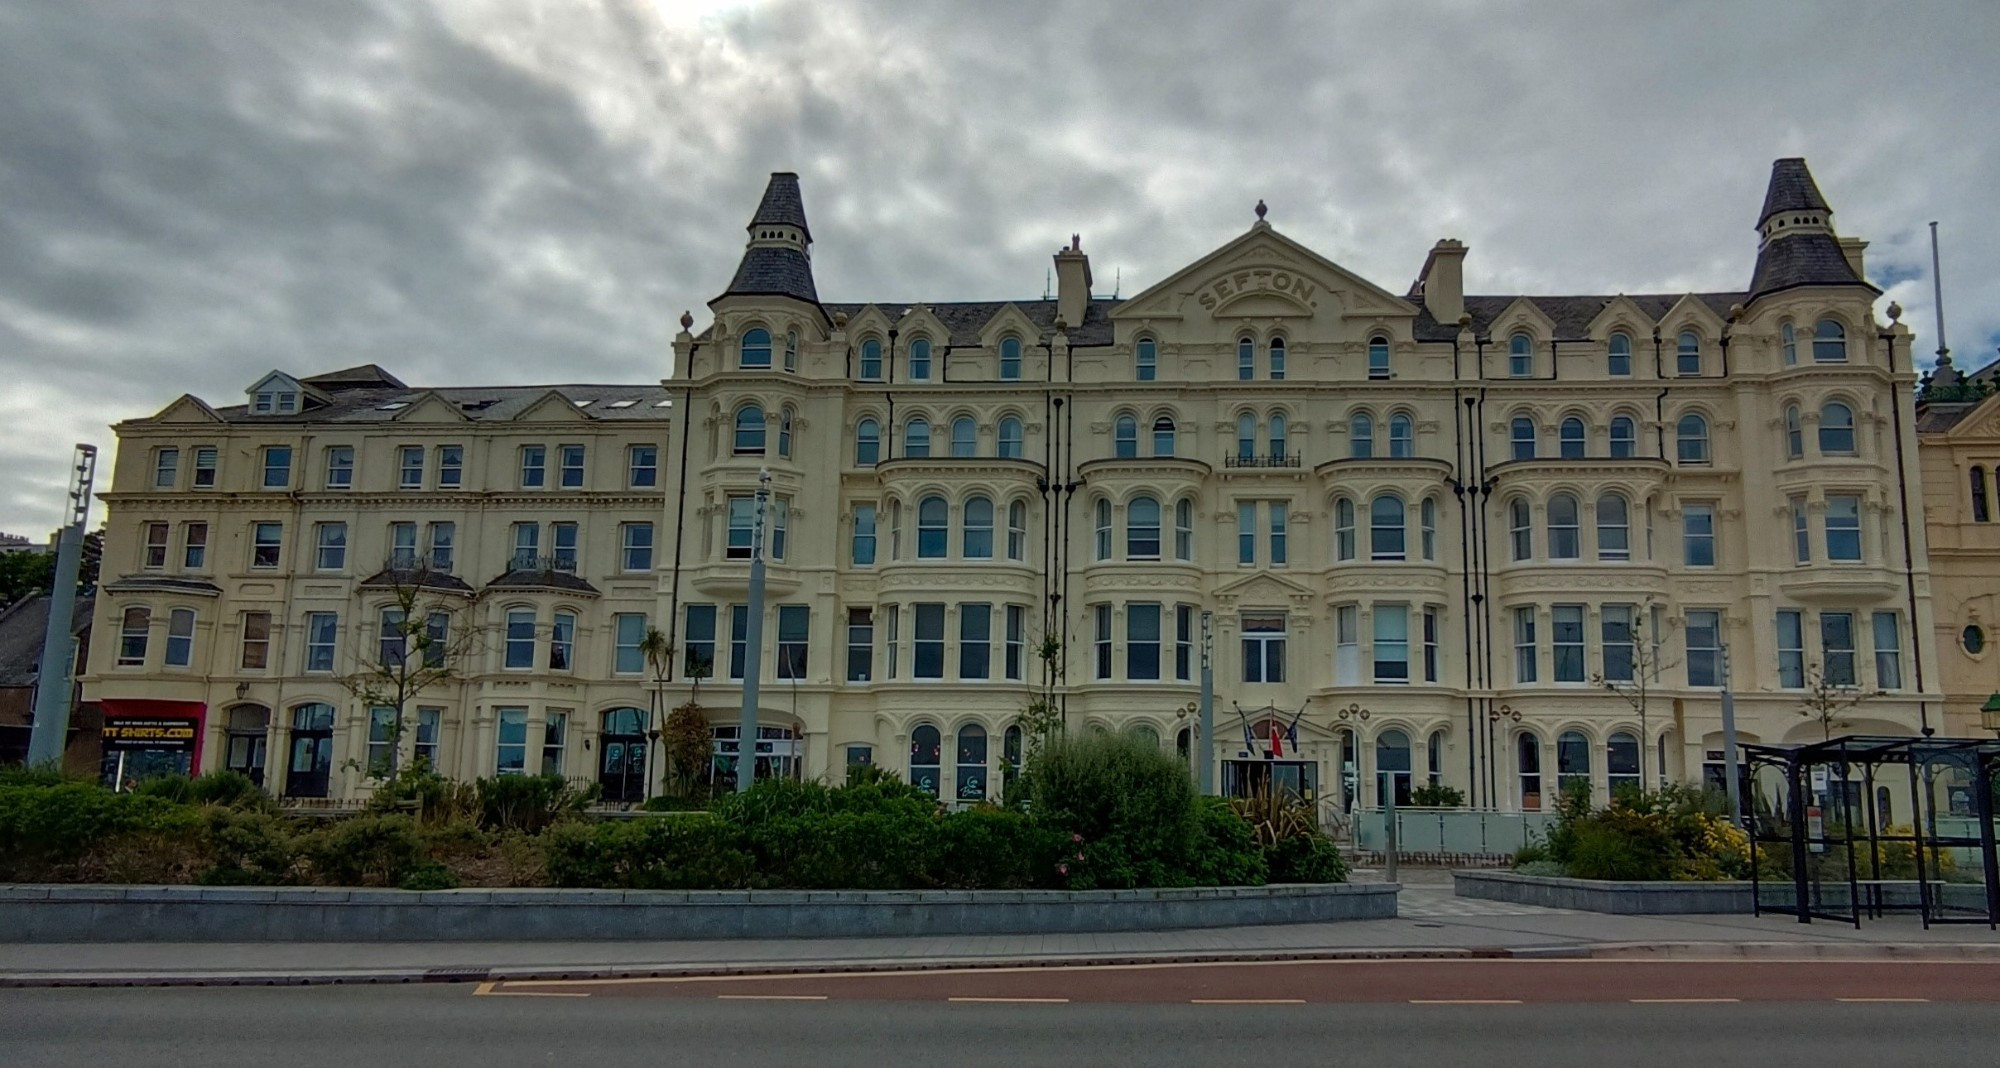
[1198,610,1214,795]
[1720,642,1742,828]
[736,468,770,793]
[28,444,97,767]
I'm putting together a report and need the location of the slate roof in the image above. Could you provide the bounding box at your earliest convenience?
[1411,293,1745,342]
[0,593,93,687]
[1760,158,1832,224]
[1916,402,1978,434]
[300,364,408,390]
[357,569,476,595]
[152,380,674,426]
[484,569,600,595]
[749,173,811,241]
[821,298,1123,348]
[1748,231,1875,303]
[724,246,821,306]
[101,577,223,596]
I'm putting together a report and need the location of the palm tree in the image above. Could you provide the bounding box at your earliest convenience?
[638,627,673,799]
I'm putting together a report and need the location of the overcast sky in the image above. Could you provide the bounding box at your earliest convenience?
[3,0,1997,535]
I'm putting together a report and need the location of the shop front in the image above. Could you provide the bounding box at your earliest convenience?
[96,699,206,789]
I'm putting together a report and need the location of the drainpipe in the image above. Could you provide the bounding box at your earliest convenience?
[666,373,696,683]
[1884,327,1931,734]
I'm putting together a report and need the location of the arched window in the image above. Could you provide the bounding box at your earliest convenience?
[1334,498,1357,561]
[1608,332,1632,376]
[1114,414,1138,458]
[1094,498,1113,560]
[1819,401,1855,454]
[1974,466,1992,523]
[1558,730,1591,797]
[998,417,1024,459]
[1421,497,1437,560]
[1268,412,1288,460]
[1785,404,1804,459]
[904,417,931,458]
[1518,732,1543,810]
[1609,415,1636,459]
[1781,322,1798,366]
[1377,729,1412,807]
[1813,319,1848,363]
[1000,337,1022,380]
[1559,417,1586,459]
[1136,337,1156,382]
[855,418,881,467]
[909,724,942,795]
[117,605,151,665]
[777,407,793,458]
[1389,413,1414,458]
[1370,494,1406,560]
[739,327,772,369]
[1269,337,1287,380]
[1237,337,1254,381]
[1351,412,1375,459]
[1368,335,1391,379]
[1509,333,1533,377]
[1236,413,1256,460]
[1128,496,1162,559]
[1174,498,1193,560]
[1007,500,1028,559]
[917,496,949,558]
[1677,331,1701,376]
[1676,414,1710,464]
[963,497,994,558]
[956,724,988,801]
[733,405,765,454]
[1152,417,1176,457]
[1548,493,1581,559]
[1510,417,1536,460]
[1608,731,1641,797]
[860,338,883,380]
[1428,729,1447,788]
[1509,498,1532,561]
[908,337,933,381]
[1596,494,1630,561]
[783,330,798,372]
[950,416,976,457]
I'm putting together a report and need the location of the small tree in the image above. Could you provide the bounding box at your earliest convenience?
[1592,606,1678,788]
[342,558,481,779]
[1018,632,1065,754]
[1797,660,1880,742]
[637,626,673,798]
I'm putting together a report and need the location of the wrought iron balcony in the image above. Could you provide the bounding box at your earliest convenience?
[1224,452,1302,469]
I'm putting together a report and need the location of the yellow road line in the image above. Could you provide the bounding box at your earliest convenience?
[717,994,829,1001]
[1631,998,1741,1004]
[1409,999,1523,1004]
[474,982,589,999]
[948,996,1070,1004]
[1190,998,1307,1004]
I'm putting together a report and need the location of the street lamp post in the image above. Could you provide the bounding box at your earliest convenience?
[1198,611,1214,795]
[736,468,771,793]
[1721,642,1743,827]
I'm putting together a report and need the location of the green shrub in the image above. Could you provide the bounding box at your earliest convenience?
[132,775,193,804]
[641,794,709,812]
[1023,731,1202,889]
[0,782,191,879]
[197,808,299,885]
[0,764,77,787]
[542,816,755,890]
[935,806,1064,889]
[1266,831,1348,883]
[1513,838,1550,866]
[366,761,478,824]
[1192,797,1268,887]
[475,773,596,834]
[396,862,459,891]
[1514,859,1567,878]
[187,771,268,809]
[302,814,428,886]
[1409,784,1466,807]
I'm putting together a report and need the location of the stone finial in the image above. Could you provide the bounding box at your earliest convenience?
[1727,302,1745,322]
[1254,199,1268,222]
[833,311,849,328]
[1887,301,1903,323]
[679,310,694,330]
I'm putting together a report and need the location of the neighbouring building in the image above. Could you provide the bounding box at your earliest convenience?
[80,158,1949,812]
[0,591,98,773]
[1916,355,2000,745]
[80,366,672,799]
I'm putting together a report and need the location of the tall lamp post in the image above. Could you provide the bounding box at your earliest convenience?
[28,444,97,768]
[1198,610,1214,795]
[1982,694,2000,738]
[736,468,771,793]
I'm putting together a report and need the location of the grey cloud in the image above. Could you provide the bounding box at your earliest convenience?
[2,0,1998,533]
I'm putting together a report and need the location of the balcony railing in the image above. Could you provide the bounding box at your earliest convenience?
[509,553,578,573]
[1224,452,1302,469]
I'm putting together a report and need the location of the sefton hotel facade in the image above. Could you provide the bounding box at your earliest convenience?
[669,158,1939,813]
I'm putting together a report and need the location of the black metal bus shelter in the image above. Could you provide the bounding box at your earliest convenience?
[1742,736,2000,928]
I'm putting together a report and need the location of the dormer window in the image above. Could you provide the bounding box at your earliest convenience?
[277,393,297,414]
[255,393,274,414]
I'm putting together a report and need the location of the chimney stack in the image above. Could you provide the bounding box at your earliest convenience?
[1418,239,1466,325]
[1054,235,1092,332]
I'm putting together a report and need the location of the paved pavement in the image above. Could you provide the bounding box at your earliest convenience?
[3,869,1995,986]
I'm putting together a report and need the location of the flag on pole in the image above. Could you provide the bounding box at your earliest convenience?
[1268,719,1284,758]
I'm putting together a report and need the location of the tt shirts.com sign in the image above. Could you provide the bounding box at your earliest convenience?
[101,717,198,752]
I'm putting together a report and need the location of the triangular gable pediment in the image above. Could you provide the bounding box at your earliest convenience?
[1659,293,1726,337]
[979,303,1040,346]
[390,391,469,423]
[149,394,223,424]
[1212,569,1315,606]
[511,390,598,423]
[1941,393,2000,442]
[1490,297,1556,339]
[1587,295,1654,338]
[1113,223,1419,322]
[894,303,949,343]
[842,305,897,341]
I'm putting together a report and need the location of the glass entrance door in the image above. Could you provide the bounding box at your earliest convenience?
[285,703,335,798]
[598,707,649,803]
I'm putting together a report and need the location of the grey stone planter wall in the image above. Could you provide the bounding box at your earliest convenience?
[1455,870,1755,914]
[0,882,1396,943]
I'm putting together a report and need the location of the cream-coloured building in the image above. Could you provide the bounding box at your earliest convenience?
[1916,356,2000,741]
[82,157,1945,811]
[664,159,1939,812]
[81,366,673,800]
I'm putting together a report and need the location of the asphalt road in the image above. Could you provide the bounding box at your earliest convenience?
[9,960,2000,1066]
